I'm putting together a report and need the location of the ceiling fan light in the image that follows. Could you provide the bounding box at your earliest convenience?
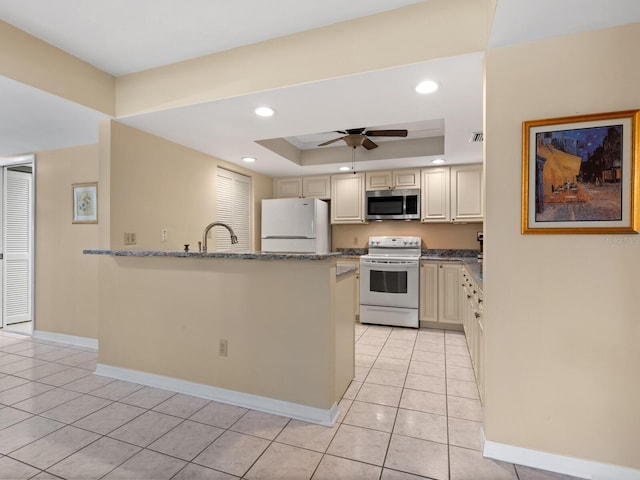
[254,106,275,117]
[416,80,439,94]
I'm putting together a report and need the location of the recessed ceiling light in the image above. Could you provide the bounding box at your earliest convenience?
[339,166,351,171]
[432,158,445,164]
[415,80,439,94]
[254,106,275,117]
[242,157,256,163]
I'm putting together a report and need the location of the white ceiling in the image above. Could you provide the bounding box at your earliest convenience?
[1,0,639,176]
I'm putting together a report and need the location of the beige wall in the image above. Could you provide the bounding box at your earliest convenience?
[35,145,100,338]
[107,121,273,251]
[0,20,114,115]
[115,0,490,116]
[333,222,482,250]
[485,23,640,469]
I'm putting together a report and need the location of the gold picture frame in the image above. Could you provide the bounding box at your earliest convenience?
[522,110,640,234]
[72,182,98,224]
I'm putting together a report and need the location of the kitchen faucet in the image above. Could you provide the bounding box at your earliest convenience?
[201,222,238,253]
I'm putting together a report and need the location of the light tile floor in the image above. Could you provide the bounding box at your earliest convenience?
[0,326,584,480]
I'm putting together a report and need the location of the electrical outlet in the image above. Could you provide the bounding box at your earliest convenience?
[219,339,228,357]
[161,228,168,242]
[124,232,136,245]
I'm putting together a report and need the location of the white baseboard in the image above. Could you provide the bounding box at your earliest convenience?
[95,363,339,426]
[484,439,640,480]
[33,330,98,350]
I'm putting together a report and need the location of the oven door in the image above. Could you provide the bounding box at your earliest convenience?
[360,257,419,309]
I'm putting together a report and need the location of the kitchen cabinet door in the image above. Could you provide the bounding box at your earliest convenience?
[451,165,483,222]
[302,175,331,199]
[366,170,393,190]
[274,177,303,198]
[331,173,365,224]
[392,169,420,189]
[421,167,451,222]
[366,169,420,190]
[419,262,438,323]
[438,263,462,324]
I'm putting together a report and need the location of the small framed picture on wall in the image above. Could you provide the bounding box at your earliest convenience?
[72,182,98,224]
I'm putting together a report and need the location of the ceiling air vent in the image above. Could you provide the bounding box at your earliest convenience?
[469,132,484,143]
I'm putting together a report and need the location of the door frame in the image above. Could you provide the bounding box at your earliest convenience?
[1,154,35,333]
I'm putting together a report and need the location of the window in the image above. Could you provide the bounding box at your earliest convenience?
[215,168,251,252]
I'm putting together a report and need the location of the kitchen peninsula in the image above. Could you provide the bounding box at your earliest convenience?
[85,249,355,425]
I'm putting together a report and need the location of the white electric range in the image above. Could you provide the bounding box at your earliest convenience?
[359,236,421,328]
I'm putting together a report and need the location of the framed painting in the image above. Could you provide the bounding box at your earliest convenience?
[72,182,98,224]
[522,110,639,234]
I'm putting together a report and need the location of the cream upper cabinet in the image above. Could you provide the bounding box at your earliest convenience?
[366,169,420,191]
[393,169,421,189]
[451,164,483,222]
[421,167,451,222]
[274,175,331,199]
[366,170,393,190]
[331,172,366,224]
[419,261,461,325]
[302,175,331,199]
[274,177,303,198]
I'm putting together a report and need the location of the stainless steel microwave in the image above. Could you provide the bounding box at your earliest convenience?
[366,189,420,220]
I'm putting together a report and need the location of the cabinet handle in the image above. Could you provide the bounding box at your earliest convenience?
[475,312,481,318]
[478,298,483,303]
[473,290,477,294]
[467,294,471,299]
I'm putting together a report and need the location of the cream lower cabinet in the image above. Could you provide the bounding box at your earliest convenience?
[461,266,484,403]
[331,173,365,224]
[419,262,438,322]
[420,262,462,326]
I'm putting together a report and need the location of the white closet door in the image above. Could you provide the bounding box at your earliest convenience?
[3,169,32,325]
[215,168,251,252]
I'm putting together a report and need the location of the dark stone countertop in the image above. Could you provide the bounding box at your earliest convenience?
[83,249,343,261]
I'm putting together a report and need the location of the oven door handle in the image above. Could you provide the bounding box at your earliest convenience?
[360,259,418,267]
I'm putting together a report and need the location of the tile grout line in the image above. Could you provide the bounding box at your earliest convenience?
[379,325,416,480]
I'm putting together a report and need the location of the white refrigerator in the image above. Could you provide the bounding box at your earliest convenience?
[261,198,329,253]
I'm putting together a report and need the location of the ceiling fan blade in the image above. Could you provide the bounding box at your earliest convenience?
[364,129,408,137]
[318,137,345,147]
[362,138,378,150]
[345,128,366,135]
